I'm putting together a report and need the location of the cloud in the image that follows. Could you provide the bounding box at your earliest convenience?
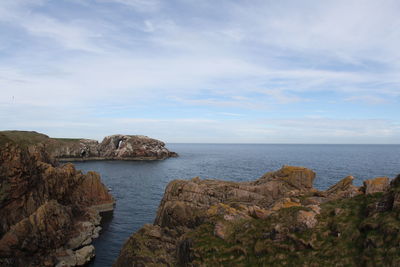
[345,95,388,105]
[99,0,161,12]
[0,0,399,143]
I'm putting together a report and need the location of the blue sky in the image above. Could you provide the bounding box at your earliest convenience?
[0,0,399,143]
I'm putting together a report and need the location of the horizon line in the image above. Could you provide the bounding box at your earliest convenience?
[166,142,400,145]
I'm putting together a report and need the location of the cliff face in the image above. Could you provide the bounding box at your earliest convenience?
[114,166,399,266]
[0,134,115,266]
[0,131,177,161]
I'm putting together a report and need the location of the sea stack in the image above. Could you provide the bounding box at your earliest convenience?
[97,134,178,160]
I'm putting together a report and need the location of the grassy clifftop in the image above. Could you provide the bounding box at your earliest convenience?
[0,131,50,147]
[0,131,177,161]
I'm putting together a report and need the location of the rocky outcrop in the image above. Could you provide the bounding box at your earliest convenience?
[114,166,398,267]
[0,133,115,266]
[97,134,177,160]
[362,176,390,194]
[325,175,362,200]
[0,131,177,161]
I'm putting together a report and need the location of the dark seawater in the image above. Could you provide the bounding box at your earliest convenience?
[71,144,400,267]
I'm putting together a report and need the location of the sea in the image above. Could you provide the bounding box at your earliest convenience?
[71,144,400,267]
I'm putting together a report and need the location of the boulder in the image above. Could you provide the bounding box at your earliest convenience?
[325,176,361,200]
[297,210,318,229]
[363,177,390,194]
[75,245,95,266]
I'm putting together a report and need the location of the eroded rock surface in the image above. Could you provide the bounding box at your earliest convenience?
[363,176,390,194]
[0,131,177,162]
[98,134,177,160]
[0,133,115,267]
[114,166,399,267]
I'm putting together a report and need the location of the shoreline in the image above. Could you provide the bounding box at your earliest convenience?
[57,156,171,162]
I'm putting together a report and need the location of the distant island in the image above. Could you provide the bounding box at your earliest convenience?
[0,131,178,161]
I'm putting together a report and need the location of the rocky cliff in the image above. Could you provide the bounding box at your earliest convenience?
[114,166,399,266]
[0,131,177,161]
[97,134,177,160]
[0,132,115,266]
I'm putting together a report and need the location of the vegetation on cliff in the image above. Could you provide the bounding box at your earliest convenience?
[0,130,177,161]
[114,166,399,267]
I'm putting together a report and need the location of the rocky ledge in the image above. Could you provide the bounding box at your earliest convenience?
[0,132,115,266]
[0,131,177,161]
[114,165,399,266]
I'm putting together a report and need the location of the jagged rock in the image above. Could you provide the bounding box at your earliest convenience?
[98,134,177,160]
[0,200,72,256]
[114,165,318,266]
[326,176,361,200]
[114,224,176,266]
[246,205,271,219]
[363,177,390,194]
[67,221,101,250]
[0,132,114,266]
[56,245,95,267]
[257,165,315,190]
[154,165,316,230]
[75,245,95,266]
[114,166,400,266]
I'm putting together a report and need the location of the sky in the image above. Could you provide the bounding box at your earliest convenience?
[0,0,399,143]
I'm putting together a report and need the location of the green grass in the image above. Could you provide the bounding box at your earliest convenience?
[0,131,49,147]
[183,192,400,266]
[0,131,84,150]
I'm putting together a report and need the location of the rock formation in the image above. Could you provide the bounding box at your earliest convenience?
[97,134,177,160]
[0,131,177,161]
[114,166,399,266]
[0,132,115,266]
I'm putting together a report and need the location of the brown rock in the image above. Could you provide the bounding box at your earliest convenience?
[154,166,316,229]
[0,134,114,266]
[325,176,361,200]
[214,222,228,240]
[297,210,318,229]
[115,166,317,266]
[270,198,301,211]
[98,134,176,160]
[0,200,72,256]
[363,177,390,194]
[75,245,95,266]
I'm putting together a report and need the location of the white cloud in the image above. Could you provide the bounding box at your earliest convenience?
[0,0,399,143]
[345,95,388,105]
[98,0,161,12]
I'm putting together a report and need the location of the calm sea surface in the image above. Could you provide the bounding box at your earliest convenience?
[72,144,400,267]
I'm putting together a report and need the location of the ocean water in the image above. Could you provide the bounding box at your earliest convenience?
[71,144,400,267]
